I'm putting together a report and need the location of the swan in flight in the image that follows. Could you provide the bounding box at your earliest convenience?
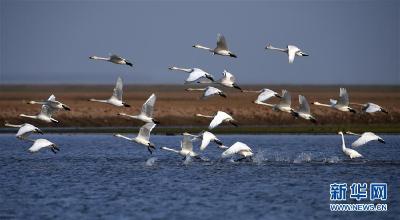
[265,44,308,63]
[193,33,237,58]
[221,142,253,160]
[28,138,60,154]
[114,122,156,154]
[168,66,215,83]
[312,88,356,113]
[350,102,388,114]
[89,77,130,107]
[345,131,385,147]
[20,104,59,123]
[244,88,282,103]
[196,111,238,130]
[189,131,226,151]
[186,86,227,99]
[292,95,317,123]
[161,133,200,158]
[4,122,43,139]
[89,54,133,67]
[198,70,243,91]
[338,131,362,159]
[118,93,159,124]
[255,90,295,114]
[27,94,71,111]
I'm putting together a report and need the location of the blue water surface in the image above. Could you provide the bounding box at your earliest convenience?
[0,134,399,220]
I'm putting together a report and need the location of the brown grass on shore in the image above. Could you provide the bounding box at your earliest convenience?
[1,85,399,128]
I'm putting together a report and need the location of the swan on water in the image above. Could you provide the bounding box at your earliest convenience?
[118,93,159,124]
[89,54,133,67]
[265,44,308,63]
[89,77,130,107]
[114,122,157,154]
[338,131,362,159]
[4,122,43,139]
[196,111,238,130]
[345,131,385,147]
[312,88,356,113]
[221,142,253,161]
[161,133,200,158]
[193,33,237,58]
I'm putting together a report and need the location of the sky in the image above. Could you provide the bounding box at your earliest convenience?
[0,0,399,85]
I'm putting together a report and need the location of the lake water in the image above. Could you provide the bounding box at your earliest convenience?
[0,134,399,219]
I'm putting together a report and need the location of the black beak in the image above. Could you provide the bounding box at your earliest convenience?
[381,108,388,114]
[229,121,239,127]
[214,139,223,146]
[349,108,357,114]
[290,110,299,118]
[229,53,237,58]
[126,62,133,67]
[233,84,243,92]
[310,118,317,124]
[219,92,227,98]
[62,105,71,111]
[123,103,131,107]
[275,94,282,98]
[36,129,44,135]
[152,119,160,124]
[302,53,309,56]
[378,139,386,144]
[206,75,215,82]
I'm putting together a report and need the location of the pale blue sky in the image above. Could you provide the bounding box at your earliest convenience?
[0,0,399,84]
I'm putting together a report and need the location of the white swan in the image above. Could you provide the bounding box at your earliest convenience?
[255,90,295,114]
[221,142,253,160]
[161,133,199,158]
[118,94,159,124]
[193,33,237,58]
[190,131,226,151]
[292,95,317,123]
[312,88,356,113]
[199,70,242,91]
[196,111,238,130]
[89,54,133,67]
[186,86,227,99]
[350,102,388,114]
[114,122,156,154]
[345,131,385,147]
[245,88,282,103]
[89,77,130,107]
[4,122,43,139]
[20,104,59,123]
[28,138,59,154]
[168,66,215,83]
[338,131,362,159]
[27,94,70,111]
[265,44,308,63]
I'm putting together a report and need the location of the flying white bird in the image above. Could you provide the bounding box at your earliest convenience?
[193,33,237,58]
[265,44,308,63]
[221,142,254,160]
[118,93,159,124]
[196,111,238,130]
[114,122,156,154]
[186,86,227,99]
[161,133,200,158]
[338,131,363,159]
[292,95,317,123]
[20,104,59,123]
[89,77,130,107]
[28,138,59,154]
[27,94,71,111]
[189,131,226,151]
[345,131,385,147]
[350,102,388,114]
[4,122,43,139]
[312,88,356,113]
[168,66,215,83]
[245,88,282,103]
[255,90,295,114]
[198,70,242,91]
[89,54,133,67]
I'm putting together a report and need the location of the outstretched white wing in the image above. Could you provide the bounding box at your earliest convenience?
[223,70,235,83]
[200,131,217,151]
[298,95,310,114]
[47,94,56,101]
[141,94,156,117]
[256,88,279,103]
[363,103,381,113]
[137,122,156,141]
[351,132,382,147]
[209,111,231,130]
[221,142,252,158]
[337,88,349,106]
[181,133,193,152]
[279,90,291,107]
[186,68,209,82]
[216,33,228,50]
[29,139,54,153]
[204,86,222,97]
[112,77,123,101]
[16,124,39,138]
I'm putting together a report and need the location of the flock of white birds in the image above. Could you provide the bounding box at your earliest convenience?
[5,34,388,160]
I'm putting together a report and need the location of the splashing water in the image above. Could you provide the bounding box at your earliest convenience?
[183,155,192,165]
[293,152,312,164]
[145,157,157,166]
[274,153,291,162]
[322,156,340,164]
[252,150,267,165]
